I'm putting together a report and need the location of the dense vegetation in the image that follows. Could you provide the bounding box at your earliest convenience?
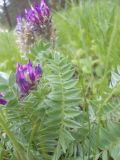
[0,0,120,160]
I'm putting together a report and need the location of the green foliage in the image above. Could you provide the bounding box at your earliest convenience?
[100,122,120,160]
[110,66,120,88]
[0,32,21,72]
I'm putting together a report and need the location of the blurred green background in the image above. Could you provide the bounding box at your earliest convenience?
[0,0,120,74]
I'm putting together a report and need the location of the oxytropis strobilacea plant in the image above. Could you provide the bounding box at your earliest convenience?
[16,0,55,54]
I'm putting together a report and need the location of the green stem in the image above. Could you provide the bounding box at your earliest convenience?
[93,85,119,159]
[0,112,27,160]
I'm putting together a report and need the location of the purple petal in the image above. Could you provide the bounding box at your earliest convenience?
[28,67,35,82]
[18,79,30,93]
[16,15,22,23]
[40,0,50,16]
[28,60,32,67]
[40,0,46,7]
[35,64,41,77]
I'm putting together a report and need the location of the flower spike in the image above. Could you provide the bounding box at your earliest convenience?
[16,0,55,54]
[16,60,41,97]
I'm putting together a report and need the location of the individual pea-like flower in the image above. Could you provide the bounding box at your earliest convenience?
[16,0,55,54]
[16,60,41,96]
[0,93,7,105]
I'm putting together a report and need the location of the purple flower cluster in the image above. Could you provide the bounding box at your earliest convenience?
[0,93,7,105]
[16,60,41,96]
[16,17,35,54]
[25,0,50,25]
[16,0,54,53]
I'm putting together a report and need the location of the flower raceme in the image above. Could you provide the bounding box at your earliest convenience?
[16,16,35,55]
[0,93,7,105]
[16,0,54,53]
[25,0,53,41]
[16,60,41,96]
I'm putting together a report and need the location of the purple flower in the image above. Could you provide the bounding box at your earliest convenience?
[16,15,35,54]
[24,0,53,41]
[16,0,55,53]
[0,93,7,105]
[16,60,41,95]
[25,0,50,25]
